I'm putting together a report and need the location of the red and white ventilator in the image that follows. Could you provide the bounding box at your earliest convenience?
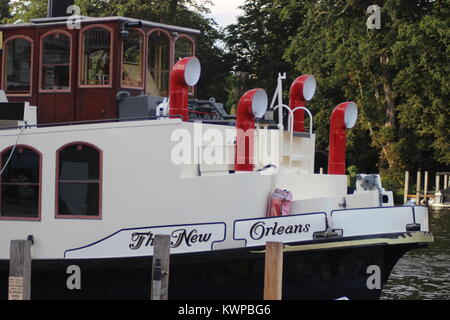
[289,75,316,132]
[234,88,268,171]
[168,57,201,121]
[327,101,358,175]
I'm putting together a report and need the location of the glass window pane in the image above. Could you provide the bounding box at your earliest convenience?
[1,148,40,184]
[81,28,111,86]
[59,145,99,181]
[42,33,70,90]
[1,185,39,217]
[5,38,32,94]
[42,33,70,64]
[42,65,70,90]
[58,182,99,215]
[122,30,143,88]
[147,31,170,97]
[174,37,194,62]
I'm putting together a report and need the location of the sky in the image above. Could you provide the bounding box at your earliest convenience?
[206,0,244,28]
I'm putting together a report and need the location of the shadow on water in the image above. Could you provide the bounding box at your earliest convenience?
[381,208,450,300]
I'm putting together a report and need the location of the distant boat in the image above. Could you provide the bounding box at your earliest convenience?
[429,172,450,210]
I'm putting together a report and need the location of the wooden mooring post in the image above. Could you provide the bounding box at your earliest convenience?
[264,241,283,300]
[404,171,409,204]
[151,234,170,300]
[416,171,422,204]
[8,239,32,300]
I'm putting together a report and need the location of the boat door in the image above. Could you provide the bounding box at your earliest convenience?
[37,27,77,124]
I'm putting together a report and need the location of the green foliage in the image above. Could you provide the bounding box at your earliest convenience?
[224,0,449,193]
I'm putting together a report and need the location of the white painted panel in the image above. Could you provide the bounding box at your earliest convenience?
[65,222,226,259]
[234,213,327,247]
[413,206,429,232]
[331,206,415,237]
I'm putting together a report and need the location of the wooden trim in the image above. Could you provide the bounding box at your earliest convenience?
[2,35,34,97]
[0,144,42,222]
[38,30,73,93]
[121,28,145,90]
[147,28,173,95]
[55,141,103,220]
[78,24,114,89]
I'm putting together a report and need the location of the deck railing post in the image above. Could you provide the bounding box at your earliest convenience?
[8,239,32,300]
[151,234,170,300]
[264,241,283,300]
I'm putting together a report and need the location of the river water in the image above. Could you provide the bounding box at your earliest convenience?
[381,208,450,300]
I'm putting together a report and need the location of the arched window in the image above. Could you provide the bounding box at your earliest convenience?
[80,26,112,86]
[174,36,194,62]
[122,29,144,88]
[56,143,102,218]
[147,30,171,96]
[0,146,41,219]
[3,37,33,95]
[41,32,71,91]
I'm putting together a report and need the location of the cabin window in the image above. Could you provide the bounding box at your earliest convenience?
[81,27,111,86]
[174,36,194,62]
[122,29,144,88]
[0,146,41,219]
[41,33,71,90]
[4,37,32,95]
[57,143,102,218]
[147,31,170,96]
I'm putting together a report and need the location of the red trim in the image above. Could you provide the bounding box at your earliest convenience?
[0,144,42,221]
[55,141,103,220]
[121,28,145,90]
[2,35,34,97]
[39,30,73,93]
[79,24,114,88]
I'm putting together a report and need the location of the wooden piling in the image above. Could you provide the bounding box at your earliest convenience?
[8,240,32,300]
[424,171,428,205]
[264,241,283,300]
[404,171,409,204]
[151,234,170,300]
[416,171,421,203]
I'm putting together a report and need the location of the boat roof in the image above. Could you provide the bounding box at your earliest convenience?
[0,15,201,35]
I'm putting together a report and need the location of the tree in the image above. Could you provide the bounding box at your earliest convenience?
[0,0,11,23]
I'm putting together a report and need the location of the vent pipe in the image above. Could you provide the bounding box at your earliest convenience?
[47,0,74,18]
[327,102,358,175]
[289,75,316,132]
[168,57,201,121]
[235,89,268,171]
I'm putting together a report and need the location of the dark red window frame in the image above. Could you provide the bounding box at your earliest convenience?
[55,141,103,219]
[0,145,42,221]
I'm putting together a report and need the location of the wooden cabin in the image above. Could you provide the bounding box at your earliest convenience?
[0,16,199,124]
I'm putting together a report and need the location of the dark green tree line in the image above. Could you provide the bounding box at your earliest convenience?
[225,0,449,192]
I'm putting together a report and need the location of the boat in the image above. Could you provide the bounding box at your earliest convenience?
[0,2,432,300]
[429,172,450,210]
